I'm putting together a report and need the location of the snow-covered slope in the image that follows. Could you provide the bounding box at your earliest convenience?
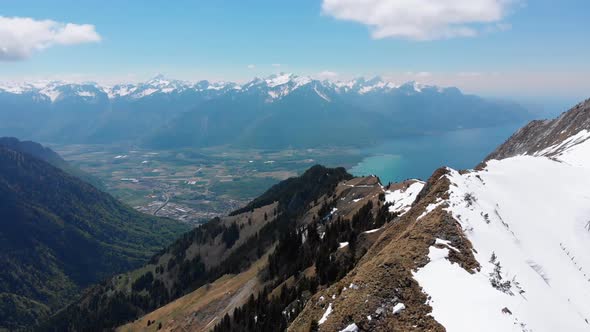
[289,99,590,332]
[416,144,590,331]
[414,104,590,331]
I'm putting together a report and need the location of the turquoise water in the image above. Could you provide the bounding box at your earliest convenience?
[350,124,523,184]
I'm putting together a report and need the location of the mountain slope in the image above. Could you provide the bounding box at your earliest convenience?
[0,145,189,330]
[40,165,353,331]
[0,136,104,189]
[486,98,590,160]
[288,98,590,331]
[416,155,590,331]
[0,137,64,166]
[115,175,422,332]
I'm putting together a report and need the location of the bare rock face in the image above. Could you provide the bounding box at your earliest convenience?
[486,98,590,160]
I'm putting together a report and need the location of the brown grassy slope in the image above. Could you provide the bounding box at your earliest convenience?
[110,202,278,295]
[288,168,480,332]
[186,202,278,269]
[117,254,269,332]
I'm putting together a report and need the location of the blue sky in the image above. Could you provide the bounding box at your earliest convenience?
[1,0,589,100]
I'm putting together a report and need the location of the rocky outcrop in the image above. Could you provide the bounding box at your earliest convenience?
[486,98,590,160]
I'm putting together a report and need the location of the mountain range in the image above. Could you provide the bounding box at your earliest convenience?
[0,74,530,148]
[0,74,491,103]
[33,98,590,331]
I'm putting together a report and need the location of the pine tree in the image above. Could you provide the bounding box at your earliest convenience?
[489,252,512,294]
[310,319,319,332]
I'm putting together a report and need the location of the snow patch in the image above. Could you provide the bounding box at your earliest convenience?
[392,303,406,315]
[363,228,381,234]
[417,198,444,220]
[77,91,95,98]
[339,323,359,332]
[385,181,425,215]
[318,303,333,325]
[133,88,158,98]
[435,238,460,252]
[39,87,61,102]
[314,86,331,102]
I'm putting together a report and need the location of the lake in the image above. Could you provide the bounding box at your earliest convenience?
[349,124,524,184]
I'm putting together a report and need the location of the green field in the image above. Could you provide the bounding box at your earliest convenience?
[51,144,366,223]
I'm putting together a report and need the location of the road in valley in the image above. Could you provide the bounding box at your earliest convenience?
[153,193,170,216]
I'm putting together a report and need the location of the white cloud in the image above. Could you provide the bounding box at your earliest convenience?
[247,64,256,69]
[271,63,281,67]
[0,16,101,61]
[457,71,483,77]
[316,70,339,79]
[403,71,432,78]
[321,0,518,40]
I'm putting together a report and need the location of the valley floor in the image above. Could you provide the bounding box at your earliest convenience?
[51,144,365,223]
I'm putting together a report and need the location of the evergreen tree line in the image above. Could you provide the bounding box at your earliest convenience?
[213,276,319,332]
[214,200,396,332]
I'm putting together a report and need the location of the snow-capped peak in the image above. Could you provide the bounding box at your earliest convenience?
[145,74,172,88]
[263,73,312,89]
[253,73,316,101]
[265,73,295,87]
[39,84,62,102]
[333,76,399,94]
[359,78,399,94]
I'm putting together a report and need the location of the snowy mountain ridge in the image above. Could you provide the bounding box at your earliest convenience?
[0,72,529,149]
[0,73,450,103]
[289,98,590,332]
[487,99,590,161]
[415,135,590,331]
[412,100,590,331]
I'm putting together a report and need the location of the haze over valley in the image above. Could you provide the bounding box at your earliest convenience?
[1,1,589,331]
